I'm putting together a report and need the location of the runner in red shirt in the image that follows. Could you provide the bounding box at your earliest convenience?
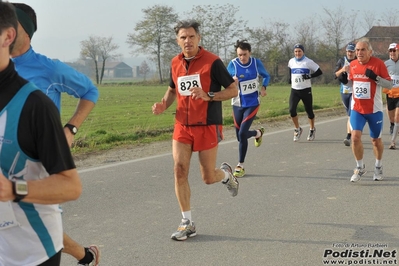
[152,20,238,241]
[339,38,392,182]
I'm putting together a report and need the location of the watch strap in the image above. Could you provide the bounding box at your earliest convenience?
[207,92,214,102]
[64,123,78,135]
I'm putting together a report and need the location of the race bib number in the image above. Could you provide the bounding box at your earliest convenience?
[0,201,18,231]
[177,74,202,96]
[353,81,371,99]
[292,73,311,89]
[239,79,258,95]
[391,75,399,88]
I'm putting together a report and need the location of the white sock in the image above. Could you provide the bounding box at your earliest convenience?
[237,163,244,168]
[375,160,382,168]
[255,130,261,138]
[356,160,364,168]
[392,123,399,142]
[182,211,192,223]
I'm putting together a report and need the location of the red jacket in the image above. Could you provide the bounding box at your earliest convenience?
[170,47,233,125]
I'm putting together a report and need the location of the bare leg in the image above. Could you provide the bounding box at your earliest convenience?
[388,108,395,125]
[62,232,85,260]
[309,118,315,129]
[371,138,384,160]
[351,130,363,160]
[347,117,351,134]
[392,108,399,143]
[198,145,225,184]
[291,115,299,128]
[172,140,193,212]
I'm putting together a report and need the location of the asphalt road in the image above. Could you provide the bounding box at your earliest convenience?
[61,115,399,266]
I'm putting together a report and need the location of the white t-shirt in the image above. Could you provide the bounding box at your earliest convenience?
[288,56,320,90]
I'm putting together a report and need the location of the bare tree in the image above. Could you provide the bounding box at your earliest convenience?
[98,37,121,84]
[320,6,348,61]
[80,36,100,84]
[139,60,150,81]
[246,20,292,82]
[347,10,359,41]
[189,4,248,63]
[267,21,293,82]
[126,5,178,83]
[380,8,399,26]
[80,35,120,84]
[293,17,319,58]
[245,26,273,63]
[362,10,377,33]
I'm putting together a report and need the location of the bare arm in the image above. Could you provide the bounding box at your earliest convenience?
[190,82,238,102]
[212,82,238,101]
[152,86,177,114]
[0,169,82,204]
[64,99,96,146]
[335,65,350,78]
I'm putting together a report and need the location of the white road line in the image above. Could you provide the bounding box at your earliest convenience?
[78,116,347,173]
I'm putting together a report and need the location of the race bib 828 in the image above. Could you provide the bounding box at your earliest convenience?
[177,74,202,96]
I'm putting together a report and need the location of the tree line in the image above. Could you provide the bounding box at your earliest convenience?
[80,4,398,84]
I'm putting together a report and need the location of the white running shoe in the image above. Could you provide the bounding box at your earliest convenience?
[389,142,396,150]
[221,162,239,197]
[171,218,197,241]
[350,165,366,182]
[307,128,316,141]
[373,166,383,181]
[293,127,303,142]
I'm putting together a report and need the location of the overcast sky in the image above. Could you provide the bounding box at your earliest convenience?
[20,0,390,65]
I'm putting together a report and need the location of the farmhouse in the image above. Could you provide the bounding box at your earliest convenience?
[359,26,399,59]
[102,61,133,78]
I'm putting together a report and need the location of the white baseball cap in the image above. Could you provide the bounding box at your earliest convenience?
[388,43,398,50]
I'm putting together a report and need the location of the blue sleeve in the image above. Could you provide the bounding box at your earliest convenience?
[226,61,235,77]
[256,58,270,86]
[53,60,99,104]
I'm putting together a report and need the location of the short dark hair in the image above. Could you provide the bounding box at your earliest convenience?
[11,3,37,32]
[234,40,251,52]
[0,1,18,52]
[174,20,200,35]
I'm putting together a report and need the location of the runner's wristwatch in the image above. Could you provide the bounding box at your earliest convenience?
[12,179,28,202]
[207,92,215,101]
[64,124,78,135]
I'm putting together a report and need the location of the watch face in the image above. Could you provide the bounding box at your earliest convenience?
[16,181,28,195]
[65,124,78,134]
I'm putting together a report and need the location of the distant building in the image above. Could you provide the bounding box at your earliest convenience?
[132,66,139,78]
[65,60,134,79]
[102,61,133,78]
[356,26,399,59]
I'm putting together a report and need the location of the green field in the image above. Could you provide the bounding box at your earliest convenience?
[61,84,343,154]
